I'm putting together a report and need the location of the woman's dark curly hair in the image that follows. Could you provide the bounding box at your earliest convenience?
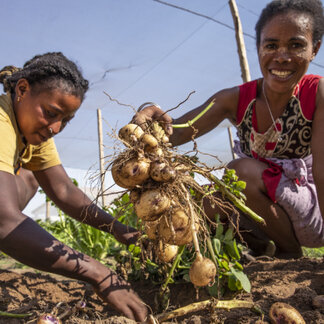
[0,52,89,101]
[255,0,324,48]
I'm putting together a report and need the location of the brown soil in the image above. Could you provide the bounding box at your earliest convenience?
[0,257,323,324]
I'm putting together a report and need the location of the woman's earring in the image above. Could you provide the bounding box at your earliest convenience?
[17,96,21,102]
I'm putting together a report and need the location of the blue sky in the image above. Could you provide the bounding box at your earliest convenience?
[1,0,324,190]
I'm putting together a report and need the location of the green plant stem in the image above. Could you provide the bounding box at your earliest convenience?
[0,311,32,318]
[206,237,220,298]
[172,100,216,128]
[199,171,265,225]
[161,245,185,291]
[152,299,255,322]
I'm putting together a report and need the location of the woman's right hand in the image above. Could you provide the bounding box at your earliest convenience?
[132,104,173,136]
[94,269,148,322]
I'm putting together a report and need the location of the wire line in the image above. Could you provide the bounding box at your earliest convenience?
[153,0,255,39]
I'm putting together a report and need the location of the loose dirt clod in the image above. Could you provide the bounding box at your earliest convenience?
[312,295,324,309]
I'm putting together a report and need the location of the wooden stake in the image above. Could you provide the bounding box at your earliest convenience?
[229,0,251,83]
[97,109,107,207]
[46,200,51,221]
[227,0,252,160]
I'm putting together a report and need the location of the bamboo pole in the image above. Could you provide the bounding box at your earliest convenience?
[227,126,236,160]
[97,109,107,207]
[227,0,251,160]
[229,0,251,83]
[46,200,50,221]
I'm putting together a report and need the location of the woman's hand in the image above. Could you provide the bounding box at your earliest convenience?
[112,221,141,246]
[132,105,173,136]
[94,269,148,322]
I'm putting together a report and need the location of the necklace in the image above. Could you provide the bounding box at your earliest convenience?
[262,81,282,141]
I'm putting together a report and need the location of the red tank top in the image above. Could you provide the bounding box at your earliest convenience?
[236,74,321,159]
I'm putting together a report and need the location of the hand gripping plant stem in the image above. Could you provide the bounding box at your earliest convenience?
[172,100,216,129]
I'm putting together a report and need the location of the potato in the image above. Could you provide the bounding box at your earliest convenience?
[144,219,160,240]
[145,146,164,157]
[158,209,194,246]
[112,157,150,189]
[135,189,170,221]
[141,134,158,149]
[156,241,178,263]
[118,123,144,144]
[189,255,217,287]
[37,314,62,324]
[150,161,176,182]
[269,302,305,324]
[129,189,141,203]
[151,121,166,141]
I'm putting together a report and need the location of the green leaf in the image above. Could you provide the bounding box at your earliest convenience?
[212,238,221,255]
[182,273,191,282]
[230,267,251,293]
[224,228,234,241]
[215,224,224,239]
[234,180,246,191]
[207,281,218,297]
[224,239,240,260]
[227,274,239,291]
[220,259,230,271]
[234,261,244,271]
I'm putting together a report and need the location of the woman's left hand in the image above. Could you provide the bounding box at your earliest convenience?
[112,221,141,246]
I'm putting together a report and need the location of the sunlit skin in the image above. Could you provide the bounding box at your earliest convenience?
[13,79,81,145]
[258,11,321,131]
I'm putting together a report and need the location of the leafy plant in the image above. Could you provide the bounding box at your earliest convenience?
[208,215,251,295]
[37,179,126,263]
[37,171,251,301]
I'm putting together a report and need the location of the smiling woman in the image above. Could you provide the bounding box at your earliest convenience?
[0,52,148,322]
[132,0,324,259]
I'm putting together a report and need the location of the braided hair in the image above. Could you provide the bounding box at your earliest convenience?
[0,52,89,101]
[255,0,324,48]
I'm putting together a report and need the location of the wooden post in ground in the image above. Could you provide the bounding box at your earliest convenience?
[97,108,107,207]
[229,0,251,83]
[228,0,251,159]
[46,200,50,221]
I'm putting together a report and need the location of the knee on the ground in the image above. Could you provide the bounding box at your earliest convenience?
[227,158,265,183]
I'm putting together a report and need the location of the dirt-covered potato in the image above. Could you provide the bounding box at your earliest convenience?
[135,189,170,221]
[189,255,217,287]
[145,146,164,157]
[111,157,151,189]
[269,302,305,324]
[156,241,178,263]
[129,189,141,203]
[158,209,194,246]
[150,161,176,182]
[144,219,160,240]
[118,123,144,144]
[141,134,158,149]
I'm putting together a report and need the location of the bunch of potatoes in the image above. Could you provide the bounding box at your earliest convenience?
[111,123,216,287]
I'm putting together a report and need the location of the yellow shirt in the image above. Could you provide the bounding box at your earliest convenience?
[0,93,61,175]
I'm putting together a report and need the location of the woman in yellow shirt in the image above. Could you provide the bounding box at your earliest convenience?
[0,52,147,322]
